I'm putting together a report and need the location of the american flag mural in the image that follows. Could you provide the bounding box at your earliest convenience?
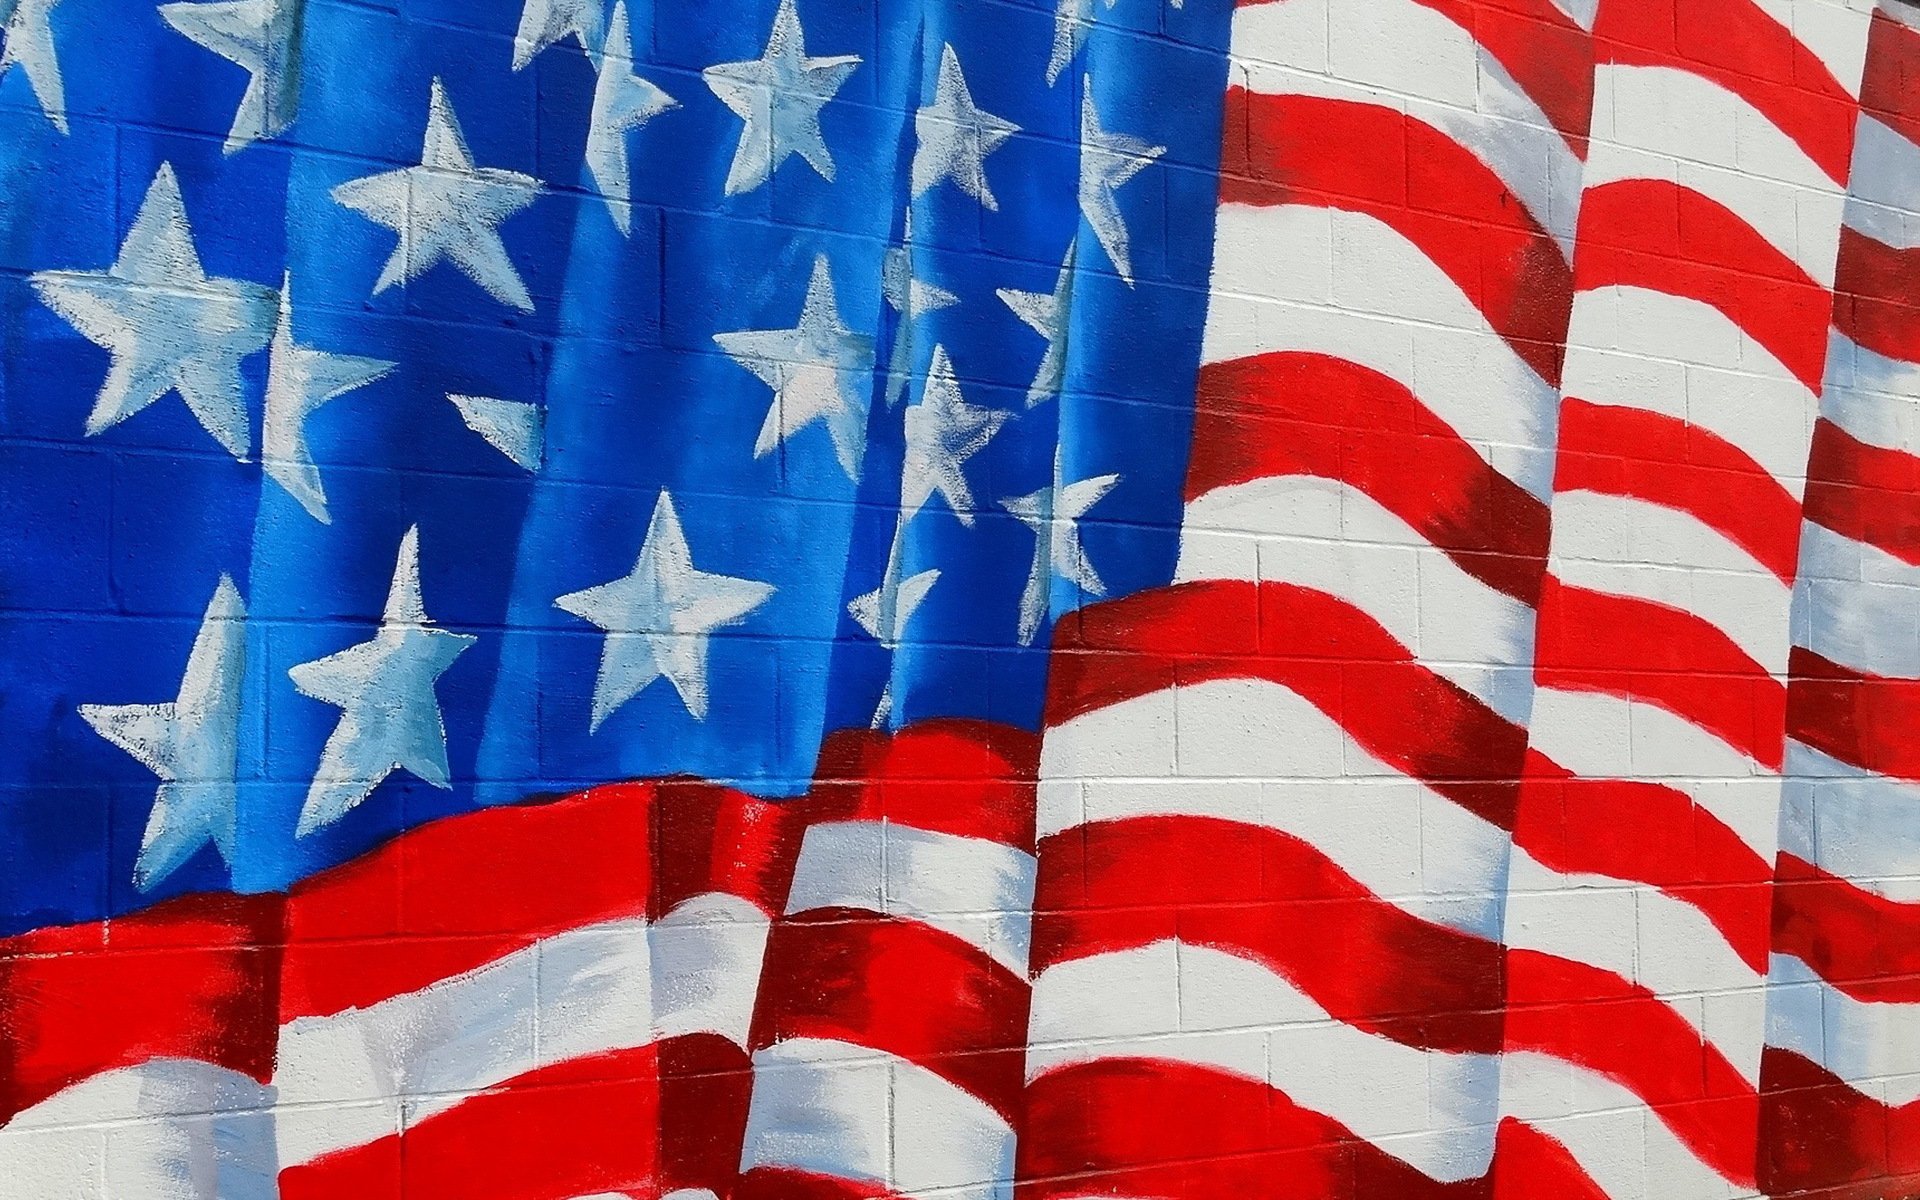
[2,0,1919,1197]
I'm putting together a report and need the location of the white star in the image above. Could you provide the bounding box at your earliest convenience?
[848,566,938,649]
[902,344,1010,526]
[702,0,860,196]
[32,162,276,459]
[1,0,66,132]
[880,215,957,408]
[912,44,1018,211]
[288,527,476,836]
[1079,83,1163,285]
[80,575,248,891]
[715,253,873,480]
[555,491,775,728]
[586,1,677,235]
[158,0,301,152]
[1046,0,1111,88]
[996,238,1074,407]
[447,392,544,471]
[261,278,395,522]
[511,0,604,70]
[1003,444,1119,645]
[332,77,542,311]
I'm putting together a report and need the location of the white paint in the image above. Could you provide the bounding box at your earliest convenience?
[1823,332,1920,454]
[1564,287,1818,488]
[1026,941,1500,1183]
[1749,0,1873,97]
[912,44,1019,211]
[1795,520,1920,679]
[1204,204,1559,499]
[1843,116,1920,250]
[1528,687,1783,860]
[0,1059,277,1200]
[1077,87,1165,285]
[1179,474,1540,724]
[1593,62,1847,193]
[1549,489,1795,676]
[1780,743,1920,902]
[1768,952,1920,1105]
[702,0,861,196]
[650,891,774,1046]
[1232,0,1582,254]
[448,392,545,472]
[1499,1052,1755,1200]
[784,820,1036,977]
[741,1037,1015,1199]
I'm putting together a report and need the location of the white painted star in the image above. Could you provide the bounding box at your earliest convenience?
[80,575,248,891]
[32,162,276,459]
[902,344,1010,525]
[715,253,873,479]
[912,44,1018,211]
[555,491,775,728]
[1079,82,1163,285]
[848,566,938,649]
[159,0,301,152]
[448,392,543,471]
[1046,0,1111,87]
[586,1,677,235]
[332,77,542,311]
[1,0,66,132]
[996,238,1074,407]
[703,0,860,196]
[288,527,476,836]
[511,0,604,70]
[880,215,957,408]
[261,278,395,522]
[1003,444,1119,645]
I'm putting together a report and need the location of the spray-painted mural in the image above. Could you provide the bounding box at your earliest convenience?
[2,0,1918,1196]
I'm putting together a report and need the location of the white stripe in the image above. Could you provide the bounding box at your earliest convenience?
[1178,476,1538,723]
[1231,0,1582,253]
[0,1060,277,1200]
[785,820,1035,977]
[741,1037,1014,1199]
[1039,677,1509,936]
[1844,115,1920,249]
[1754,0,1873,98]
[1823,332,1920,453]
[1591,62,1847,192]
[1550,489,1794,675]
[1782,742,1920,901]
[1203,203,1558,498]
[1528,687,1783,859]
[1795,519,1920,680]
[1499,1052,1755,1200]
[1768,953,1920,1106]
[274,918,650,1165]
[1026,941,1499,1183]
[1565,286,1818,488]
[1506,847,1766,1083]
[651,891,774,1045]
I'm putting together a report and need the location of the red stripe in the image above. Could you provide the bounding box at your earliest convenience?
[1573,184,1835,391]
[1788,646,1920,783]
[1221,88,1572,386]
[808,719,1040,853]
[1535,577,1788,771]
[748,909,1029,1123]
[1861,8,1920,150]
[1760,1046,1920,1199]
[0,892,282,1122]
[1506,949,1760,1186]
[1491,1117,1614,1200]
[736,1169,907,1200]
[1803,417,1920,568]
[1516,751,1773,972]
[1031,815,1504,1053]
[1047,583,1527,829]
[1774,851,1920,1003]
[1018,1059,1488,1198]
[1833,226,1920,368]
[1555,398,1802,583]
[1413,0,1594,149]
[1597,0,1858,183]
[1191,351,1551,605]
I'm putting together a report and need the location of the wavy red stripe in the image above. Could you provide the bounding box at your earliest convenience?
[1047,583,1527,829]
[1833,226,1920,368]
[1861,8,1920,151]
[1191,351,1550,605]
[1803,418,1920,568]
[1788,646,1920,784]
[1774,852,1920,1004]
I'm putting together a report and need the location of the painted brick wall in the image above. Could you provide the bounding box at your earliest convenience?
[2,0,1918,1198]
